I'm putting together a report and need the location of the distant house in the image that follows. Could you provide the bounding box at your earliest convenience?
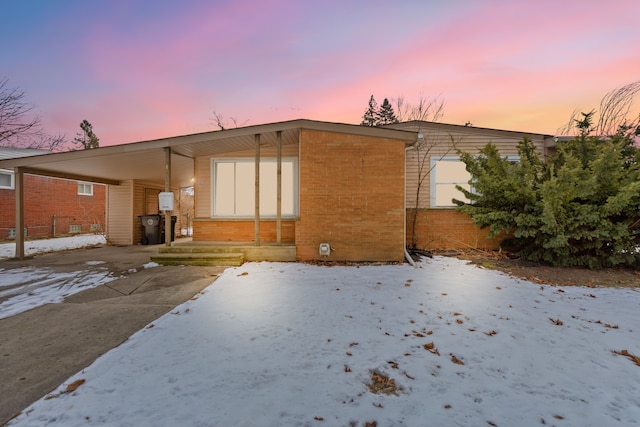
[0,147,105,241]
[0,120,555,262]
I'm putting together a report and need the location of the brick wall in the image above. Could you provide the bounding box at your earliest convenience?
[0,175,106,241]
[407,209,508,251]
[193,220,295,243]
[296,129,406,262]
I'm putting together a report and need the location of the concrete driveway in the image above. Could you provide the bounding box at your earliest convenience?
[0,244,225,425]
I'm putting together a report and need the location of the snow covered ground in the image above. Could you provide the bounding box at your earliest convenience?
[0,234,107,260]
[7,256,640,427]
[0,235,131,319]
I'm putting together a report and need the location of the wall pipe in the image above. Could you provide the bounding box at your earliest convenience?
[404,138,421,267]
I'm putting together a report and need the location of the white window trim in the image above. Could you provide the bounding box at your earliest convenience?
[0,169,14,190]
[430,155,520,208]
[210,157,299,218]
[78,182,93,196]
[430,156,470,208]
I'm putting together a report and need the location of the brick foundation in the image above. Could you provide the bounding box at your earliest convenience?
[407,209,508,251]
[193,220,295,243]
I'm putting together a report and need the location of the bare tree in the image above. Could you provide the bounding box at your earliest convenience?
[211,109,249,130]
[0,78,72,151]
[397,95,457,248]
[393,94,445,123]
[0,78,40,144]
[408,132,458,248]
[596,80,640,137]
[558,81,640,137]
[13,131,68,152]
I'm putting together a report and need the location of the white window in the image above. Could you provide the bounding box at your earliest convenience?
[78,182,93,196]
[69,225,82,233]
[8,228,27,239]
[0,169,14,189]
[430,157,471,207]
[211,158,298,217]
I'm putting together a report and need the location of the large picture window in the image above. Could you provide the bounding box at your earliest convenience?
[212,158,298,216]
[430,157,471,207]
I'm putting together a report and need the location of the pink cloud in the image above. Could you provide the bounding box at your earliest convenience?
[30,0,640,145]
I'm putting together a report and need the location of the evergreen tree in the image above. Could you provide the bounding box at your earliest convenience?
[378,98,398,125]
[455,129,640,269]
[73,119,100,149]
[360,95,378,126]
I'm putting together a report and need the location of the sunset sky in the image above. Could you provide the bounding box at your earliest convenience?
[1,0,639,147]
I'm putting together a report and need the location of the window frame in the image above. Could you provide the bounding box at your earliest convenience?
[77,182,94,196]
[0,169,14,190]
[210,157,299,218]
[430,156,471,208]
[430,154,520,208]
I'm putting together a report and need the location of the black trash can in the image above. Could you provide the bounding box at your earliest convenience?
[160,216,178,243]
[139,214,162,245]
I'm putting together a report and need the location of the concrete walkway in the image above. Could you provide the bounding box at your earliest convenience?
[0,244,225,425]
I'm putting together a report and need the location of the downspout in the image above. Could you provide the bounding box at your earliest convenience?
[404,141,419,267]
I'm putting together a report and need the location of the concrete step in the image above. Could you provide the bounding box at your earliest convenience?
[158,246,243,254]
[157,245,296,262]
[150,252,244,267]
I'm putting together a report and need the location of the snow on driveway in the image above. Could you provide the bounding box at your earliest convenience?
[0,263,117,319]
[8,257,640,427]
[0,235,124,319]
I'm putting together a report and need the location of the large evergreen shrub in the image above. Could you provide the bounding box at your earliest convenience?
[455,133,640,269]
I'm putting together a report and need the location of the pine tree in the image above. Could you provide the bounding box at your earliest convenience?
[377,98,398,125]
[360,95,378,126]
[455,132,640,269]
[73,119,100,149]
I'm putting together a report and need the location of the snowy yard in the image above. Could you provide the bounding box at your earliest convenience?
[6,256,640,427]
[0,234,106,260]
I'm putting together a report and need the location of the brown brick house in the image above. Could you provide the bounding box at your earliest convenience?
[0,148,105,241]
[0,120,555,262]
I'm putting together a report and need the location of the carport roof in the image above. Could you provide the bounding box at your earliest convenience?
[0,119,418,188]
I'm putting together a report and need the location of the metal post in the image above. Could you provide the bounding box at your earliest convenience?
[164,147,172,247]
[14,167,25,258]
[276,131,282,245]
[254,134,261,246]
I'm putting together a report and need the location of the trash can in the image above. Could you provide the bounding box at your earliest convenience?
[160,216,178,243]
[139,214,162,245]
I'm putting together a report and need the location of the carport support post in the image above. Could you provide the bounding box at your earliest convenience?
[276,131,282,245]
[14,167,25,258]
[254,134,260,246]
[164,147,172,247]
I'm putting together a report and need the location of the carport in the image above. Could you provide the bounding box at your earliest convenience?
[0,120,313,259]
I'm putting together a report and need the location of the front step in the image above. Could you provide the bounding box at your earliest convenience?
[156,244,296,262]
[150,252,244,267]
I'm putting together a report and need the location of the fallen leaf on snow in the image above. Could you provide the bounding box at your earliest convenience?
[612,349,640,367]
[549,317,563,326]
[65,379,86,393]
[450,354,465,365]
[423,342,440,355]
